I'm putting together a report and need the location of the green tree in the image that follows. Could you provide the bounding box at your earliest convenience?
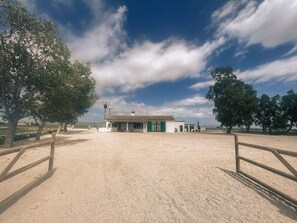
[30,49,72,139]
[0,1,71,147]
[206,67,257,134]
[31,61,96,137]
[270,95,287,133]
[238,84,258,132]
[255,94,272,132]
[255,94,287,133]
[281,90,297,132]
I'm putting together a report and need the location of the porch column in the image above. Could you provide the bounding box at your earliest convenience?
[126,122,129,131]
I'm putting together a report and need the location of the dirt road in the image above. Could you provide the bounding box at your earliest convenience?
[0,131,296,222]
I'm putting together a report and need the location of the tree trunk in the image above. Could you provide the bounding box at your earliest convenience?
[56,123,62,134]
[245,124,250,133]
[35,121,45,140]
[64,123,67,132]
[4,117,18,148]
[226,126,232,134]
[286,121,293,133]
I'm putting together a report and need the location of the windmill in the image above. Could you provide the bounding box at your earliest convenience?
[102,101,110,122]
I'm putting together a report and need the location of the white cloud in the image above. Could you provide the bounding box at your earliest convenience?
[65,5,127,63]
[189,80,214,90]
[93,37,225,93]
[55,2,225,93]
[165,95,210,107]
[212,0,248,22]
[237,55,297,83]
[82,0,104,17]
[214,0,297,50]
[97,95,213,119]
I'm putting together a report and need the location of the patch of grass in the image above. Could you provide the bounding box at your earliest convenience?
[0,126,38,136]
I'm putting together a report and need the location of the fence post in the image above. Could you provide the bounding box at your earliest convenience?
[234,134,240,172]
[48,133,56,171]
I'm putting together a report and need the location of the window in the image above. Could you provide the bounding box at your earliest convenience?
[112,123,118,128]
[148,121,166,132]
[133,123,143,129]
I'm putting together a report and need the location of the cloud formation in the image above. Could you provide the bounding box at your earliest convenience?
[93,37,225,92]
[99,95,213,119]
[65,5,127,63]
[189,80,214,90]
[213,0,297,50]
[237,55,297,83]
[41,1,225,93]
[61,1,225,93]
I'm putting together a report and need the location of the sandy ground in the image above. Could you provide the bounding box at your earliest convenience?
[0,130,296,223]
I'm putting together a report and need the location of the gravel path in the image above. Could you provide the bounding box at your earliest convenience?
[0,131,296,222]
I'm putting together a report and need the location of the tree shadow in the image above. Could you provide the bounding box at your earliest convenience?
[59,130,90,135]
[54,137,90,147]
[218,168,297,220]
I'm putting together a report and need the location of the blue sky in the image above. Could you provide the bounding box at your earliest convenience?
[20,0,297,125]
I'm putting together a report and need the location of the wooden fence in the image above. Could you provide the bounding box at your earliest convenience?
[0,134,56,213]
[234,134,297,206]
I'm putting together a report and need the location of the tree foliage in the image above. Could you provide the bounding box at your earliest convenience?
[32,61,96,128]
[281,90,297,132]
[207,67,297,134]
[206,67,257,133]
[0,1,97,146]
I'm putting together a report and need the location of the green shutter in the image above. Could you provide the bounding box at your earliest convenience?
[179,125,183,132]
[161,121,166,132]
[147,121,152,132]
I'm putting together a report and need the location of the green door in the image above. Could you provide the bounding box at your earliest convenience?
[179,125,183,132]
[147,121,152,132]
[161,121,166,132]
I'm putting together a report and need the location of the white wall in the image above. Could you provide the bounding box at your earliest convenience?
[143,122,147,133]
[98,128,111,132]
[175,121,185,132]
[166,121,176,133]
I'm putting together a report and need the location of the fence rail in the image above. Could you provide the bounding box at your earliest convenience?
[0,134,56,213]
[234,134,297,206]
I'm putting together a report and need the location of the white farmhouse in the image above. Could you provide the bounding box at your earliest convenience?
[106,115,185,133]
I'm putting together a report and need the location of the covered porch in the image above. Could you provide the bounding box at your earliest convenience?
[111,122,146,132]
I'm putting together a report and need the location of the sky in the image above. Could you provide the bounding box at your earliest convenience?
[20,0,297,125]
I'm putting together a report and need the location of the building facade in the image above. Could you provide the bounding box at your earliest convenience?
[106,115,185,133]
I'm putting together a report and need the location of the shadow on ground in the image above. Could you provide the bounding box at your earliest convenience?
[0,135,89,213]
[219,168,297,221]
[55,137,90,147]
[59,130,90,135]
[0,169,56,214]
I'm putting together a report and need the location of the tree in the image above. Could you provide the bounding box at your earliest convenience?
[30,51,72,139]
[238,84,258,132]
[206,67,257,134]
[0,1,72,147]
[255,94,287,133]
[255,94,273,133]
[281,90,297,132]
[270,95,287,133]
[31,60,96,138]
